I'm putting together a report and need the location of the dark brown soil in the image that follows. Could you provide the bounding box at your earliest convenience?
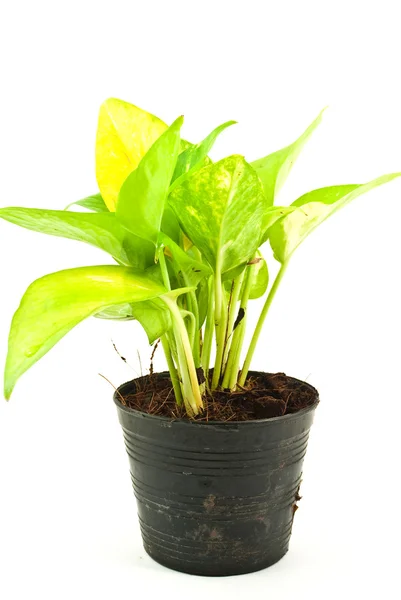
[118,371,318,422]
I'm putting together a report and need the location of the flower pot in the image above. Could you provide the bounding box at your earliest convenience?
[114,372,319,577]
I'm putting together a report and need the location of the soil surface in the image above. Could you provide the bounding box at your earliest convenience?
[118,371,318,422]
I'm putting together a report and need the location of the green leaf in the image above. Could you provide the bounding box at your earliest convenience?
[269,174,401,263]
[171,120,236,189]
[161,205,181,244]
[131,299,172,343]
[196,276,209,328]
[249,253,269,300]
[158,232,211,287]
[95,298,172,344]
[65,193,109,213]
[96,98,168,211]
[116,117,184,246]
[223,250,269,299]
[251,109,325,206]
[161,286,196,302]
[180,139,193,152]
[94,303,136,320]
[4,266,168,399]
[0,207,155,269]
[221,263,244,283]
[170,155,266,274]
[260,205,298,244]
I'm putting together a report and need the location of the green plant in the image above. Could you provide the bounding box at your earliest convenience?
[1,99,399,415]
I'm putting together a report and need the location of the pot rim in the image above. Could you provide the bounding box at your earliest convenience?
[113,371,319,427]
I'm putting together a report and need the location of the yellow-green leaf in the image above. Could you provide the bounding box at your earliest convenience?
[96,98,167,211]
[4,266,167,399]
[0,207,155,269]
[251,109,325,206]
[170,155,266,274]
[116,117,183,245]
[95,298,172,343]
[65,193,109,213]
[269,174,401,263]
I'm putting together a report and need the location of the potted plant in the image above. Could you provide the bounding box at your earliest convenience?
[1,98,399,576]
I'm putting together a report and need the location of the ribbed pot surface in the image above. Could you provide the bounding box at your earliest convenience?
[114,373,319,576]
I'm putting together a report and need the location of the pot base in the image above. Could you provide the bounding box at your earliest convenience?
[144,543,288,577]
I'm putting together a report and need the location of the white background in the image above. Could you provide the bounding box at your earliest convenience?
[1,1,400,598]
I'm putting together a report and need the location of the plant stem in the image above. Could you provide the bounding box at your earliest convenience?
[211,281,227,390]
[162,295,203,415]
[157,246,171,291]
[161,335,183,405]
[239,261,289,387]
[211,260,224,390]
[174,328,197,415]
[201,277,214,377]
[180,309,196,351]
[227,318,247,390]
[222,263,255,389]
[223,325,242,389]
[167,330,178,365]
[222,271,246,370]
[183,276,200,367]
[214,264,223,324]
[193,320,201,368]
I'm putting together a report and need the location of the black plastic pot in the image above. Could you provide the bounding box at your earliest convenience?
[114,372,319,577]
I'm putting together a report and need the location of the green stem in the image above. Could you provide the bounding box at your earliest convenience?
[222,271,246,370]
[180,309,196,351]
[201,277,214,377]
[174,326,197,414]
[227,318,247,390]
[214,265,223,324]
[211,281,227,390]
[222,263,255,389]
[157,246,171,291]
[211,260,224,389]
[224,325,243,389]
[167,330,178,365]
[162,295,203,415]
[239,261,289,387]
[184,280,200,367]
[193,322,201,368]
[161,335,183,405]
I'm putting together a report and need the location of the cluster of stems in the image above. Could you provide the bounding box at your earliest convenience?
[159,244,288,416]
